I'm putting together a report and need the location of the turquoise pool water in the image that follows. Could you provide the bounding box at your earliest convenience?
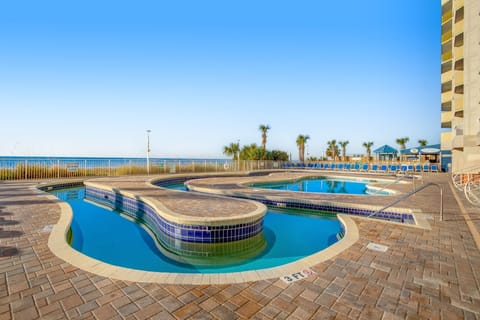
[52,187,341,273]
[250,177,388,195]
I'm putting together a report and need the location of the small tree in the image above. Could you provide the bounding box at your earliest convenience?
[296,134,310,162]
[418,139,428,147]
[339,140,349,161]
[326,140,338,160]
[396,137,410,150]
[223,142,240,160]
[258,124,270,160]
[362,142,374,162]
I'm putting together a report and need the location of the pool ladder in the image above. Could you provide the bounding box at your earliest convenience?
[368,182,444,221]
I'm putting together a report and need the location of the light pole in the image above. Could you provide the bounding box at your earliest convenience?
[146,130,151,175]
[237,139,240,171]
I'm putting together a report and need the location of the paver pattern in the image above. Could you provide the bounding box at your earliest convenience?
[1,172,480,319]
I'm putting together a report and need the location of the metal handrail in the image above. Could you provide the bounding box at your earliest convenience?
[368,182,444,221]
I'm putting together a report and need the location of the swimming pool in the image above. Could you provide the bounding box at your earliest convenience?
[250,176,391,195]
[52,187,342,273]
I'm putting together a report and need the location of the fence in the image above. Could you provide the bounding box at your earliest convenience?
[0,159,282,180]
[0,158,442,181]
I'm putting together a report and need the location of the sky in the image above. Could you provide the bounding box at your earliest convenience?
[0,1,441,159]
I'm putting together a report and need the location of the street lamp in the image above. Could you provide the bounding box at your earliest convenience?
[146,130,151,175]
[237,139,240,171]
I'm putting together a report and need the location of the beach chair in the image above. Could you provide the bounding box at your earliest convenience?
[400,165,408,174]
[345,163,351,171]
[407,164,414,173]
[315,163,322,169]
[415,164,422,172]
[307,163,315,169]
[361,163,369,172]
[331,163,337,170]
[389,165,398,173]
[423,164,430,172]
[352,163,360,171]
[379,164,388,173]
[324,163,330,170]
[371,164,378,172]
[430,164,439,172]
[337,163,344,170]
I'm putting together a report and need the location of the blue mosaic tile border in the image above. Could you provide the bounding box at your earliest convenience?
[85,186,264,244]
[38,181,84,191]
[230,195,415,224]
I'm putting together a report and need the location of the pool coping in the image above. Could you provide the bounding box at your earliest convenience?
[41,181,360,284]
[186,179,432,230]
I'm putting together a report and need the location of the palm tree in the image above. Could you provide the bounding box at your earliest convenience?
[418,139,428,147]
[339,140,349,161]
[223,142,240,160]
[326,140,338,161]
[296,134,310,162]
[396,137,410,150]
[258,124,270,160]
[362,142,374,161]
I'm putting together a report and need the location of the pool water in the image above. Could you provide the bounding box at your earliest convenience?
[52,187,341,273]
[251,177,387,195]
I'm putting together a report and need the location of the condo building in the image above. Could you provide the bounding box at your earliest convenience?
[440,0,480,173]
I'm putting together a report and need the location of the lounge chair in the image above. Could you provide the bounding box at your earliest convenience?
[415,164,422,172]
[324,163,330,170]
[389,165,398,173]
[423,164,430,172]
[337,163,344,170]
[430,164,439,172]
[371,164,378,172]
[379,164,388,173]
[361,164,369,172]
[352,163,360,171]
[407,164,414,172]
[345,163,351,170]
[331,163,337,170]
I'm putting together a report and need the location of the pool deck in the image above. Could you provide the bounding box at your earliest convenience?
[1,172,480,319]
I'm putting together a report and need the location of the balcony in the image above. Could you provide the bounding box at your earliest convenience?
[442,10,453,23]
[442,101,452,112]
[442,70,453,83]
[442,90,453,103]
[441,111,453,124]
[454,58,464,71]
[442,50,453,62]
[454,95,464,117]
[455,84,464,94]
[441,131,453,150]
[442,30,452,43]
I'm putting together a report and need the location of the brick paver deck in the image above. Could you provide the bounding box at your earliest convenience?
[1,172,480,319]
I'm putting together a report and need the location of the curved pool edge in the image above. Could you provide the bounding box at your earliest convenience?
[41,185,359,285]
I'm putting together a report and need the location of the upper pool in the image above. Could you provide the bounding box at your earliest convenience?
[52,187,342,273]
[250,176,391,195]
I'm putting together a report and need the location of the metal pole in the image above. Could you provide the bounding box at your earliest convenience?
[146,130,151,175]
[237,139,240,171]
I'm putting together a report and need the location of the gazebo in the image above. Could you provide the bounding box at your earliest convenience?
[373,144,398,161]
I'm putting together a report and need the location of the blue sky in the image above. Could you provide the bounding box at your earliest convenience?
[0,1,440,159]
